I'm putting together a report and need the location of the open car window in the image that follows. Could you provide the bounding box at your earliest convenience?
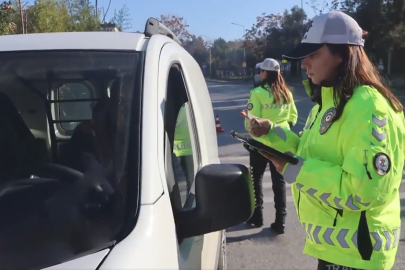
[0,50,141,270]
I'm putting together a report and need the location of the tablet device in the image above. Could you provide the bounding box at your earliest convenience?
[230,130,299,165]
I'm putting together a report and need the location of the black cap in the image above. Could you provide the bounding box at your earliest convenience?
[282,43,324,60]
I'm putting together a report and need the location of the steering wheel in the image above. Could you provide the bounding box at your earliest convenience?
[31,163,83,183]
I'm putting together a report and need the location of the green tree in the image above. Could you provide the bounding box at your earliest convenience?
[65,0,100,31]
[244,12,284,60]
[29,0,70,33]
[244,6,306,62]
[110,4,131,31]
[159,14,191,42]
[0,1,16,34]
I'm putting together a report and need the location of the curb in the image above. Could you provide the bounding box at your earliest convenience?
[206,78,252,85]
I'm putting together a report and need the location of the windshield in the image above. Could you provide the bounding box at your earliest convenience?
[0,50,141,269]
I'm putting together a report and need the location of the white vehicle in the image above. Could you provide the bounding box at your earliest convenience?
[0,18,254,270]
[253,62,262,87]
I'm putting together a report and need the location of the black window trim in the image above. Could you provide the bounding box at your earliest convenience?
[163,62,202,211]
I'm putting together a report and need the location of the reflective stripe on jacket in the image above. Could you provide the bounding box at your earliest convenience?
[174,106,192,156]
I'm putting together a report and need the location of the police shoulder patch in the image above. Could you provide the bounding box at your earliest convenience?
[247,103,253,110]
[319,107,336,135]
[373,152,391,176]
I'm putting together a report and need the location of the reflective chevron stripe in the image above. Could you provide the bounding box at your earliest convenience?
[351,230,358,248]
[293,183,372,210]
[383,231,392,250]
[393,229,399,248]
[303,223,401,251]
[336,229,350,248]
[307,223,314,242]
[371,232,382,251]
[372,115,387,127]
[323,228,334,246]
[312,226,322,244]
[261,103,291,109]
[174,142,191,150]
[371,115,387,141]
[273,125,287,141]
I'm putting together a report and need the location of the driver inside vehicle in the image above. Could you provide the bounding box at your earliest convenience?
[65,80,120,176]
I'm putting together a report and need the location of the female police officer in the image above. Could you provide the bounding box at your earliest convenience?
[244,58,298,233]
[247,11,405,270]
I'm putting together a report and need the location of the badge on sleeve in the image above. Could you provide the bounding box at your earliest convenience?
[319,108,336,134]
[247,103,253,110]
[373,152,391,175]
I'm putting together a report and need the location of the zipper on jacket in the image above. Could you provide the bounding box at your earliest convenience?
[297,191,301,220]
[363,150,373,180]
[333,212,338,226]
[309,105,322,130]
[333,209,343,227]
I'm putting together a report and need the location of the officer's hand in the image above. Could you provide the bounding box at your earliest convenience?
[249,118,271,137]
[258,150,286,173]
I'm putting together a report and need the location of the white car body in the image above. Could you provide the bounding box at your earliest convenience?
[0,19,252,270]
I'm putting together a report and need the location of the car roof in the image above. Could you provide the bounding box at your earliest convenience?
[0,32,146,52]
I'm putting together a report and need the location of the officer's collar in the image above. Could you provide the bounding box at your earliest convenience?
[303,79,333,105]
[321,86,334,106]
[262,83,271,91]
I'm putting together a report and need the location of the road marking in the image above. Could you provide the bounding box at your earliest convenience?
[297,118,307,126]
[212,98,248,103]
[208,84,247,88]
[213,104,247,110]
[220,155,251,161]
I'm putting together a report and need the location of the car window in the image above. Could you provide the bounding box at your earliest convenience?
[57,82,93,131]
[164,64,201,213]
[173,102,196,207]
[0,50,141,270]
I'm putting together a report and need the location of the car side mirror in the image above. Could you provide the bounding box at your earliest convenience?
[176,163,254,239]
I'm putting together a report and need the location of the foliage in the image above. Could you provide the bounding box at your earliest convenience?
[110,4,131,31]
[0,1,16,34]
[159,14,191,42]
[1,1,404,77]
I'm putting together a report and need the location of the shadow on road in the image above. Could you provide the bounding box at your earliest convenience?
[227,227,279,243]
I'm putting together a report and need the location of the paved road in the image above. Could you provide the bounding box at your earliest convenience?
[207,80,405,270]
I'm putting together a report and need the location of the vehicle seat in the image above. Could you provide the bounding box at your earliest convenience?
[62,79,120,173]
[0,92,48,179]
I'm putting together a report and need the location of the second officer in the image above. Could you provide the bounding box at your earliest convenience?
[244,58,298,233]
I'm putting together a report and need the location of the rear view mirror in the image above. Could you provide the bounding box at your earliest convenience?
[176,163,254,239]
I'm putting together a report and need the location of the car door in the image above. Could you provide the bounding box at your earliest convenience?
[158,42,221,270]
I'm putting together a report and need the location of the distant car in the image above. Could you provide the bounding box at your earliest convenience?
[253,62,262,87]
